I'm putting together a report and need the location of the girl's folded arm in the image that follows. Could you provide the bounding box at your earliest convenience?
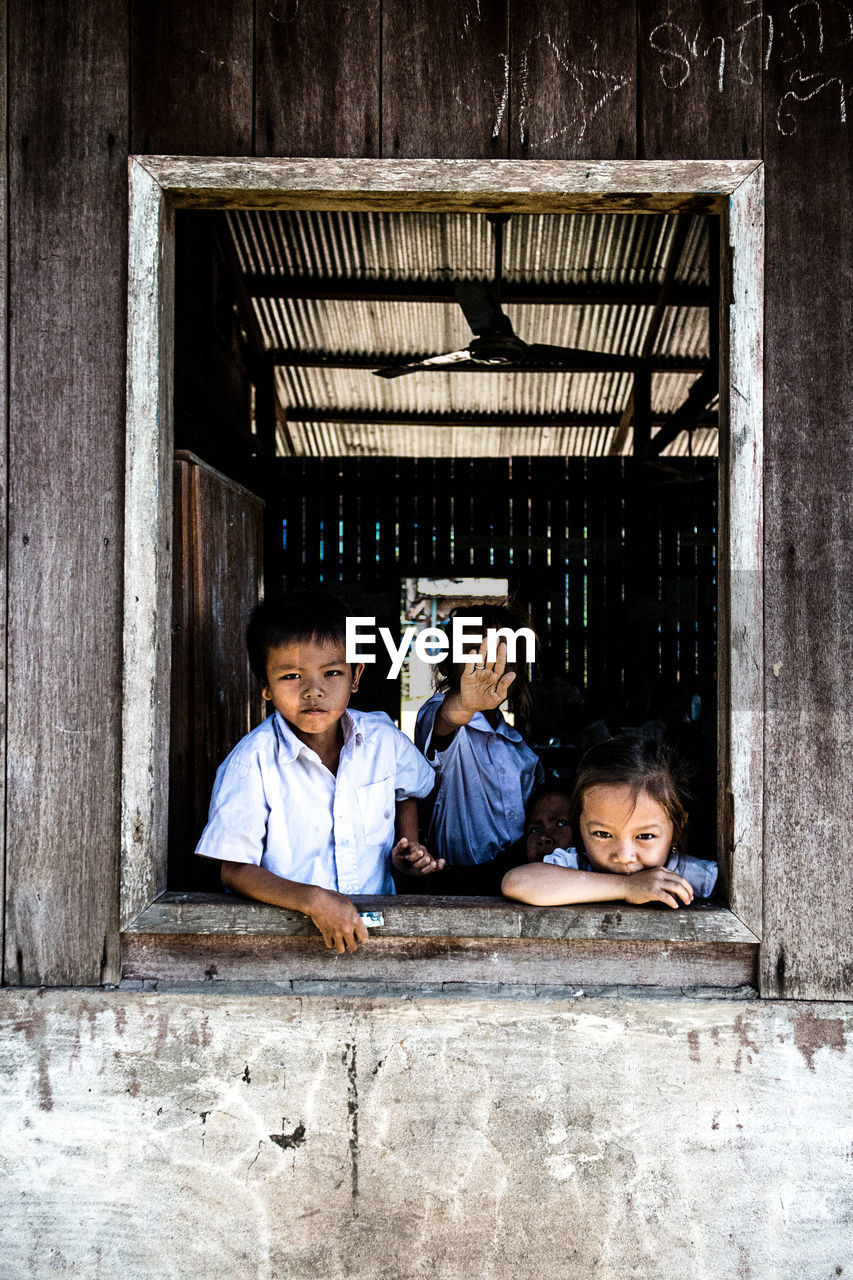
[501,861,628,906]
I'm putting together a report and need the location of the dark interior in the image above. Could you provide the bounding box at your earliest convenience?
[168,207,720,889]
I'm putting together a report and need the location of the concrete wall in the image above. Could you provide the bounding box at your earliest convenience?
[2,990,851,1279]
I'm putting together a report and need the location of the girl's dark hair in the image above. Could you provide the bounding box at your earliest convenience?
[246,591,348,685]
[568,735,693,852]
[432,601,536,723]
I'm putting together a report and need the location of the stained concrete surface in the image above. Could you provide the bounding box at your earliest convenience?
[1,990,851,1279]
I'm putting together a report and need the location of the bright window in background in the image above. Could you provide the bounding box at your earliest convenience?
[400,577,510,740]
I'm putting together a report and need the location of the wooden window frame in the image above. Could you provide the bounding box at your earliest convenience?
[121,157,763,990]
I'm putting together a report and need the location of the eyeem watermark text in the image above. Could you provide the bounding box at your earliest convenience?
[346,616,536,679]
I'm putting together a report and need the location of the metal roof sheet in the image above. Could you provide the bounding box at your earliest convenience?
[225,209,716,460]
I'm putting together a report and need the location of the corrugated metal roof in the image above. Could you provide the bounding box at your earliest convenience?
[226,209,717,460]
[228,210,709,286]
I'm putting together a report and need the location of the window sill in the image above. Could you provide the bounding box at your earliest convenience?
[121,892,759,991]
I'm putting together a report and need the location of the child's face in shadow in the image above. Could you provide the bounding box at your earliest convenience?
[524,793,573,861]
[580,784,674,875]
[262,636,363,746]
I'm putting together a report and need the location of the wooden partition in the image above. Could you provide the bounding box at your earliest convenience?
[169,453,265,891]
[275,455,718,711]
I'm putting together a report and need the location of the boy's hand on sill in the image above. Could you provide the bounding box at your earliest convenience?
[304,886,370,953]
[622,868,694,909]
[391,837,446,877]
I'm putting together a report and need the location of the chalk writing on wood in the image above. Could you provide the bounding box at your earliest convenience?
[647,20,754,92]
[492,52,509,140]
[777,67,848,130]
[646,2,852,135]
[517,33,631,150]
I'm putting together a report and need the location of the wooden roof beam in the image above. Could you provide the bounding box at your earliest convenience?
[282,406,718,429]
[268,350,709,373]
[643,369,719,456]
[246,275,711,307]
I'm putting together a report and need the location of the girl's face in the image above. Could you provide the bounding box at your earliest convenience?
[579,784,674,875]
[525,793,572,861]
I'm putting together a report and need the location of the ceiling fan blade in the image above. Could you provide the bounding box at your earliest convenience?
[453,280,513,338]
[522,343,642,373]
[373,348,473,379]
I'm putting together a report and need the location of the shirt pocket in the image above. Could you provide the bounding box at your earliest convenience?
[355,776,396,848]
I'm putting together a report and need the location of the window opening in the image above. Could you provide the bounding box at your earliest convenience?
[121,158,764,975]
[168,205,721,888]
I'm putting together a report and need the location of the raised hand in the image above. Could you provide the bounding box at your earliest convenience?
[458,637,517,714]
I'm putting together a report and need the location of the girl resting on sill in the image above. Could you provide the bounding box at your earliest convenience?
[501,735,718,908]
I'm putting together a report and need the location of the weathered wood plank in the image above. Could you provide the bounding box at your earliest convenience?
[0,0,7,981]
[169,454,265,891]
[121,161,175,932]
[511,4,636,159]
[638,0,763,158]
[135,156,760,214]
[130,0,253,154]
[761,5,853,999]
[5,0,129,985]
[256,0,380,157]
[382,0,509,159]
[718,169,763,940]
[122,930,757,988]
[127,892,759,945]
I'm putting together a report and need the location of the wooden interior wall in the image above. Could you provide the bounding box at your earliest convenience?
[275,455,718,712]
[1,1,850,995]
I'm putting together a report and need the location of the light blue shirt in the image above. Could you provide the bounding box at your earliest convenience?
[196,708,436,895]
[415,692,544,867]
[543,846,719,899]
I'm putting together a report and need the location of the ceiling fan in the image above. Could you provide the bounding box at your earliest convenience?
[373,213,641,380]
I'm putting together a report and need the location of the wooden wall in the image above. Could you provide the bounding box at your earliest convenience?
[1,0,850,997]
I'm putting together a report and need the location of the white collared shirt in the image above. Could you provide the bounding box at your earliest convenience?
[196,708,435,895]
[415,693,544,867]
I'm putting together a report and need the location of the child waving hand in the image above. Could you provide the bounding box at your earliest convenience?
[415,604,543,868]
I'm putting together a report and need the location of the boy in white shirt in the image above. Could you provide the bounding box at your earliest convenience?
[196,593,442,952]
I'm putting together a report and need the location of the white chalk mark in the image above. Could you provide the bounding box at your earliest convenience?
[776,67,848,132]
[649,21,729,92]
[707,34,727,93]
[517,48,530,147]
[649,23,693,89]
[790,0,825,54]
[734,12,766,84]
[520,31,631,148]
[492,52,509,139]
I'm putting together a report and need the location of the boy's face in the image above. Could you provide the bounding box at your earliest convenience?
[524,792,572,861]
[262,636,364,745]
